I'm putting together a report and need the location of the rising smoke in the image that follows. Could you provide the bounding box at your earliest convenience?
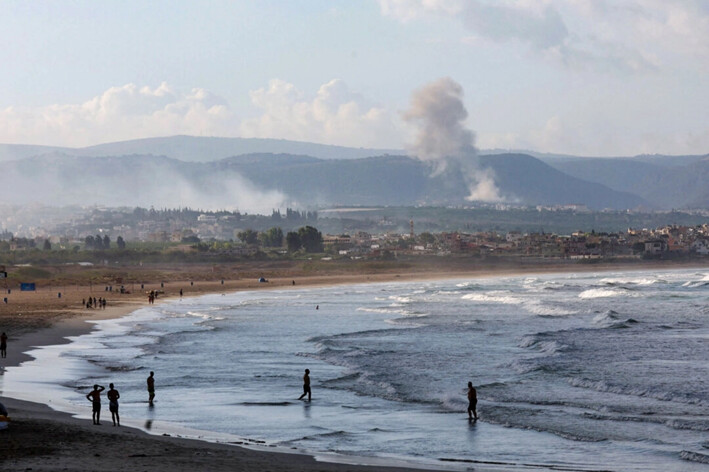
[403,78,502,202]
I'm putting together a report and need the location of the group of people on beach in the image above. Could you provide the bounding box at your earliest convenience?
[147,290,159,304]
[85,371,156,427]
[83,297,107,309]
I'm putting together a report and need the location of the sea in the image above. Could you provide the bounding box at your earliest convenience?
[2,267,709,471]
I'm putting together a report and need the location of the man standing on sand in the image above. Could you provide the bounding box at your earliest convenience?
[147,371,155,405]
[107,383,120,426]
[86,384,105,425]
[298,369,311,401]
[467,381,478,420]
[0,332,7,358]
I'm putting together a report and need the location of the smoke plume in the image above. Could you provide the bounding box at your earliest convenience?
[403,78,502,202]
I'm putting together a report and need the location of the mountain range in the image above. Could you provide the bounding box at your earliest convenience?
[1,136,707,211]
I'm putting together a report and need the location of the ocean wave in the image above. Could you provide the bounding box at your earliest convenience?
[525,302,578,316]
[388,295,413,304]
[300,430,352,441]
[235,401,293,406]
[440,393,467,411]
[355,307,406,315]
[600,277,660,286]
[592,311,637,329]
[461,291,524,305]
[582,412,709,431]
[682,280,709,289]
[578,288,639,299]
[681,451,709,464]
[592,310,618,324]
[568,378,707,407]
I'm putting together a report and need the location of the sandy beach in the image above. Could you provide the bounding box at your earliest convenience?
[2,259,708,471]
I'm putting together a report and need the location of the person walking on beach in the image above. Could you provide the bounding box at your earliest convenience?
[467,381,478,420]
[0,332,7,358]
[147,371,155,405]
[86,384,105,425]
[298,369,311,401]
[107,383,120,426]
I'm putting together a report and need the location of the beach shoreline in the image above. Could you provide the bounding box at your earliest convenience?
[2,260,708,471]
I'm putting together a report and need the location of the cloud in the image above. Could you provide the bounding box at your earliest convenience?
[0,80,403,149]
[240,79,399,148]
[378,0,709,72]
[0,83,237,147]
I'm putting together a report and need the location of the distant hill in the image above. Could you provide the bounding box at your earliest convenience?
[0,136,403,163]
[547,154,709,209]
[0,143,69,162]
[1,151,651,211]
[2,133,705,210]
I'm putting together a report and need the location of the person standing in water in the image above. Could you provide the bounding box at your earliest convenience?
[107,383,120,426]
[467,381,478,420]
[298,369,311,401]
[147,371,155,405]
[86,384,105,425]
[0,332,7,358]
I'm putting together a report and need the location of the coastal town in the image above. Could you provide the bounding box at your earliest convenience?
[2,205,709,262]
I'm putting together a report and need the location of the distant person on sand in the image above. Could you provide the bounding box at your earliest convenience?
[467,381,478,420]
[147,371,155,405]
[86,384,105,425]
[1,332,7,358]
[107,383,120,426]
[298,369,311,401]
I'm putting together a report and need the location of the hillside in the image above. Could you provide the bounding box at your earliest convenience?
[549,155,709,209]
[1,152,649,211]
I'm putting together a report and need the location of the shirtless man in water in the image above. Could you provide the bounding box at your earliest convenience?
[467,381,478,420]
[147,371,155,405]
[86,384,105,425]
[298,369,311,401]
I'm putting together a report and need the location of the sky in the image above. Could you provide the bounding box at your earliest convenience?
[0,0,707,157]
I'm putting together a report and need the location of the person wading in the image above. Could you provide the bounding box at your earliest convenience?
[147,371,156,405]
[298,369,311,401]
[467,381,478,420]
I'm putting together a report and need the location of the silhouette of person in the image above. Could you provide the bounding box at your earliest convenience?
[107,383,120,426]
[298,369,311,401]
[147,371,155,405]
[0,332,7,358]
[467,381,478,420]
[179,288,183,298]
[86,384,105,425]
